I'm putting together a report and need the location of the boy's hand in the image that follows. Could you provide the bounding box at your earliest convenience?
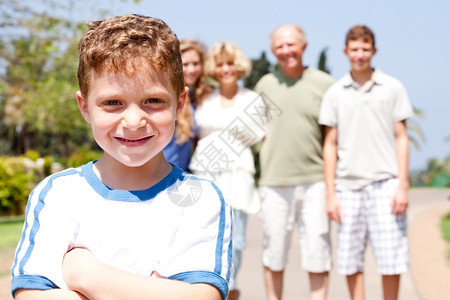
[150,271,163,278]
[326,194,341,224]
[63,248,95,292]
[392,187,408,215]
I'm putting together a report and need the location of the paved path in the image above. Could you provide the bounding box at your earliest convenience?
[237,188,450,300]
[0,188,449,300]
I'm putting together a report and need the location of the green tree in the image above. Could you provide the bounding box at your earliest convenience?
[407,108,426,150]
[317,47,331,74]
[0,1,93,156]
[0,0,141,157]
[243,51,271,90]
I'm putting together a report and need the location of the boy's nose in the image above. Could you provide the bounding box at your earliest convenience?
[121,107,147,129]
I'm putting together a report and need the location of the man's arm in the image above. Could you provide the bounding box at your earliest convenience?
[63,248,222,300]
[323,126,341,223]
[392,120,409,215]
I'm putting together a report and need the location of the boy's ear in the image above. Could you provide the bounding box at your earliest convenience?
[175,86,189,119]
[76,91,91,123]
[343,46,348,57]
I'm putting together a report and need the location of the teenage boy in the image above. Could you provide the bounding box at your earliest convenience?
[319,25,414,300]
[11,14,232,300]
[255,24,334,300]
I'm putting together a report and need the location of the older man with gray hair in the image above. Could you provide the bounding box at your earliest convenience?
[254,24,334,300]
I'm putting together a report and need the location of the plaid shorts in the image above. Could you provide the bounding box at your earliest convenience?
[337,178,409,275]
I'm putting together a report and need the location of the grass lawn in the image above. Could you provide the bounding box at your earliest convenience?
[0,216,24,276]
[0,216,24,253]
[441,212,450,260]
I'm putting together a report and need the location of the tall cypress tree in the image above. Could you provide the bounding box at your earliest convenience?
[244,51,271,90]
[318,47,331,74]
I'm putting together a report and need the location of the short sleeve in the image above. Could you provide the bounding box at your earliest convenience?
[157,177,232,300]
[11,171,79,295]
[319,85,338,127]
[391,81,414,122]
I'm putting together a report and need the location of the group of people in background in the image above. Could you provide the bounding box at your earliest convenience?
[168,23,413,300]
[10,13,413,300]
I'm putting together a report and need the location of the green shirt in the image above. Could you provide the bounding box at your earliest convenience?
[254,67,334,186]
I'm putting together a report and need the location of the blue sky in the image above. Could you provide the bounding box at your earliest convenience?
[76,0,449,171]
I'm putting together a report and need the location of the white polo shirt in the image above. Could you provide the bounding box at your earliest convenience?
[319,69,414,191]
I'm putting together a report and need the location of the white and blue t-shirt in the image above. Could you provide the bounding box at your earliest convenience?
[11,162,232,299]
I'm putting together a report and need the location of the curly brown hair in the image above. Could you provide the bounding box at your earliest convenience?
[77,14,184,99]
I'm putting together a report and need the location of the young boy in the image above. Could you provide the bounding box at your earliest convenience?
[11,14,232,300]
[319,25,414,300]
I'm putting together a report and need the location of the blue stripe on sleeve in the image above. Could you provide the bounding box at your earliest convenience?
[226,208,233,282]
[11,168,79,288]
[11,275,58,297]
[183,174,232,292]
[169,270,229,300]
[208,181,226,275]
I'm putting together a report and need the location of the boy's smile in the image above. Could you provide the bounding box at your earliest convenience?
[77,68,186,168]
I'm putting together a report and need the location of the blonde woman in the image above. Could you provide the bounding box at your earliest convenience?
[189,42,267,300]
[163,39,212,170]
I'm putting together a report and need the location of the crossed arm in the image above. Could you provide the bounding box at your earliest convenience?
[15,248,221,300]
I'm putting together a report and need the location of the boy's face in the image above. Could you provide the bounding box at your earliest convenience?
[77,68,187,167]
[344,38,377,73]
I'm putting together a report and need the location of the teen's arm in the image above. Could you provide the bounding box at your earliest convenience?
[323,125,341,223]
[392,120,409,215]
[63,248,221,300]
[14,289,88,300]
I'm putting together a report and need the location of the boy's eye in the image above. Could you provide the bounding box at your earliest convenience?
[146,98,164,104]
[105,100,121,106]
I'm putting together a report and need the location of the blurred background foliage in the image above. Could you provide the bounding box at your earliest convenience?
[0,0,447,216]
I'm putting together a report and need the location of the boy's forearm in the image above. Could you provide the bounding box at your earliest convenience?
[394,121,410,190]
[14,289,88,300]
[75,264,221,300]
[64,250,221,300]
[324,152,337,197]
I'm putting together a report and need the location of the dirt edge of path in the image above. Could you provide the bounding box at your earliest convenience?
[409,201,450,300]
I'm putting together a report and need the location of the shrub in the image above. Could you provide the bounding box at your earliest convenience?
[66,147,102,168]
[43,155,54,177]
[441,213,450,260]
[0,157,37,216]
[23,150,40,161]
